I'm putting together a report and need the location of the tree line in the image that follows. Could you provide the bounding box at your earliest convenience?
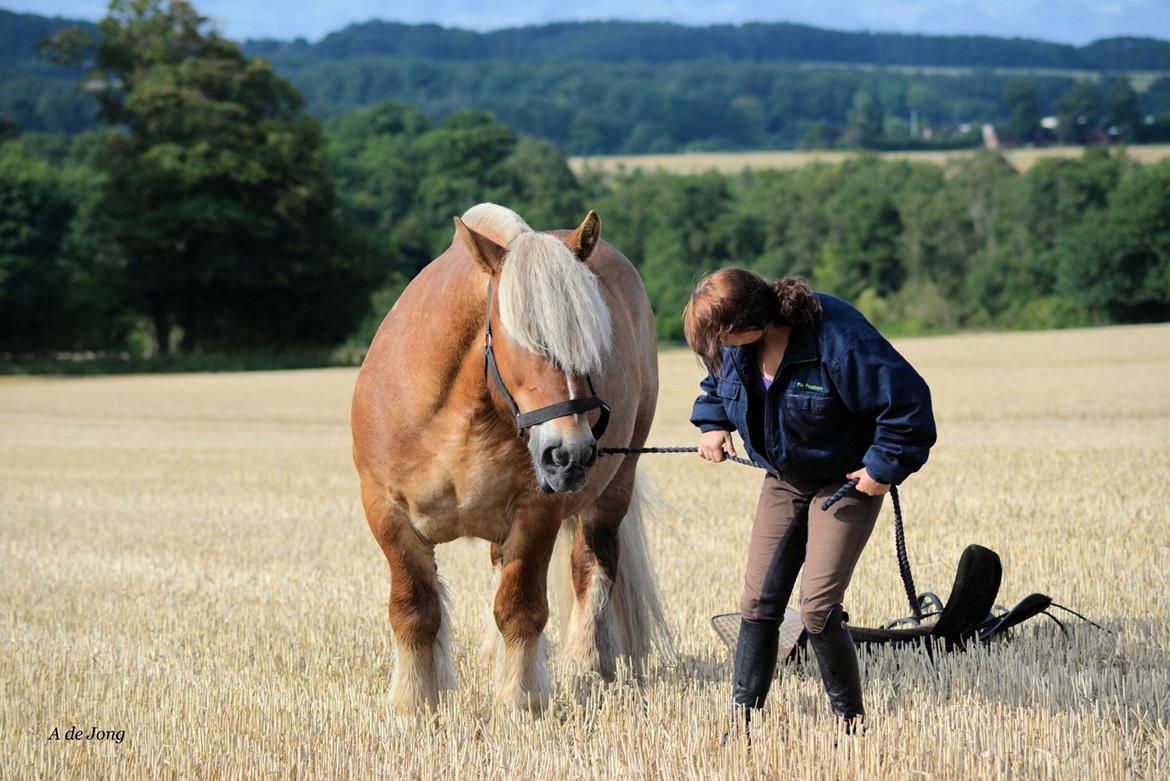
[251,19,1170,70]
[1,1,1168,362]
[5,8,1170,153]
[259,56,1170,154]
[588,151,1170,339]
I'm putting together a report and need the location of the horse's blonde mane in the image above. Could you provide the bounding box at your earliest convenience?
[461,203,612,375]
[462,202,532,245]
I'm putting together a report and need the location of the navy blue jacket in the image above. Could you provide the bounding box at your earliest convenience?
[690,293,936,485]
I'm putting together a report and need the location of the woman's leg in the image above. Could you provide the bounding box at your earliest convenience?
[733,474,812,714]
[800,483,882,727]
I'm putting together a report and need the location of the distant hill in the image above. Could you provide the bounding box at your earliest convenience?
[244,19,1170,70]
[0,8,93,68]
[4,8,1170,150]
[5,9,1166,73]
[0,9,95,134]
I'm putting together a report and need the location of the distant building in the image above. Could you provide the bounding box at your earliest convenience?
[982,124,1000,150]
[81,77,121,94]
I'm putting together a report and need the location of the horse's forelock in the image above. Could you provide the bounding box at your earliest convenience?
[461,203,531,246]
[498,231,613,375]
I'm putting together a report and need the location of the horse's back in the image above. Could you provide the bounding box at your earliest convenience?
[588,238,658,416]
[351,246,480,482]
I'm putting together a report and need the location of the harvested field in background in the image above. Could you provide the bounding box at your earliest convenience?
[2,324,1169,778]
[780,63,1170,92]
[570,144,1170,176]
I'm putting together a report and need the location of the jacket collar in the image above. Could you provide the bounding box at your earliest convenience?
[780,323,819,367]
[724,324,819,381]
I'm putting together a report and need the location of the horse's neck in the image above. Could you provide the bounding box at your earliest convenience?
[409,257,496,423]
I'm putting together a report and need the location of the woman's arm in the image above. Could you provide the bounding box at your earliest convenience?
[828,335,937,486]
[690,367,738,462]
[690,366,736,434]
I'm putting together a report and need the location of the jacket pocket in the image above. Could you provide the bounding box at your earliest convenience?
[784,392,832,414]
[717,379,742,400]
[783,392,847,445]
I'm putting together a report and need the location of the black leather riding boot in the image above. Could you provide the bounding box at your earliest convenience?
[724,617,781,745]
[733,617,782,708]
[806,604,865,732]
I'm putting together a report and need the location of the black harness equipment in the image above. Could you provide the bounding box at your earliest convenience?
[483,279,611,440]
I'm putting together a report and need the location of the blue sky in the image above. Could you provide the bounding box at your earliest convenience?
[5,0,1168,45]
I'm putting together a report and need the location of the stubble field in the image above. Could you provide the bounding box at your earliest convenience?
[569,145,1170,177]
[2,324,1169,779]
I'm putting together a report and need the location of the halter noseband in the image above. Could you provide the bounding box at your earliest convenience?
[483,279,611,441]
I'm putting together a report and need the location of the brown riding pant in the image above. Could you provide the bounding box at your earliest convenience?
[740,473,883,633]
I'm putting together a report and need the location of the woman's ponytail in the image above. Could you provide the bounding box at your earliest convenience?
[771,277,823,327]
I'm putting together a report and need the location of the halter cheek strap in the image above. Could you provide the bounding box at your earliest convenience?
[484,279,611,440]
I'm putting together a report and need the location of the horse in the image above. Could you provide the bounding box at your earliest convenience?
[351,203,671,712]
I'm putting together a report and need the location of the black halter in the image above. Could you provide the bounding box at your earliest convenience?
[483,279,611,441]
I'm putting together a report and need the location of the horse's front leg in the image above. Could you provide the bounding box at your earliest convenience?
[362,482,457,713]
[492,516,558,711]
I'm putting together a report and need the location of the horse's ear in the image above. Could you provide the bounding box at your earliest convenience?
[453,216,505,274]
[566,210,601,262]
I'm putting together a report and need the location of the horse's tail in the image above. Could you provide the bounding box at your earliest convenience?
[550,521,578,642]
[611,471,675,661]
[550,470,675,664]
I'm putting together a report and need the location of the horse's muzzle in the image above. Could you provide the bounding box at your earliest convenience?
[537,439,596,493]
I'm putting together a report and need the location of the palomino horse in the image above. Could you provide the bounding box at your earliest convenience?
[351,203,671,711]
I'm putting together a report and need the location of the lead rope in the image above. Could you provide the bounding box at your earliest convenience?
[598,445,765,472]
[599,446,922,620]
[819,477,920,620]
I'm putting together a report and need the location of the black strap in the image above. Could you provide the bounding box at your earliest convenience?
[518,397,606,430]
[484,279,611,440]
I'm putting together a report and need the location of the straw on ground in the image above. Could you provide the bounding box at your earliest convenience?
[2,324,1168,778]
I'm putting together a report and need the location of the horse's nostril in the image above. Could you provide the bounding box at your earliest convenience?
[542,445,571,468]
[542,442,594,471]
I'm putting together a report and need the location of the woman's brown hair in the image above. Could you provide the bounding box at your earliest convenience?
[682,268,823,375]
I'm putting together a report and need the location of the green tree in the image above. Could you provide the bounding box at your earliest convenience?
[412,109,519,257]
[595,171,735,340]
[1055,82,1101,145]
[0,116,18,142]
[0,141,76,352]
[1056,160,1170,322]
[895,163,972,325]
[1020,148,1126,250]
[44,0,376,353]
[1003,78,1040,145]
[324,103,586,344]
[1106,76,1142,142]
[326,101,429,289]
[813,158,905,300]
[493,136,585,231]
[841,91,883,149]
[946,152,1024,322]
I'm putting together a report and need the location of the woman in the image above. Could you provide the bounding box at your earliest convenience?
[684,268,936,736]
